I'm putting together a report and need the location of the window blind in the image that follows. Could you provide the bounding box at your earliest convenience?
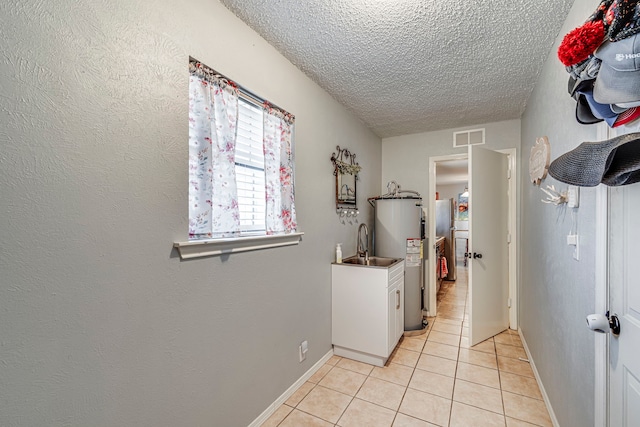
[235,97,266,234]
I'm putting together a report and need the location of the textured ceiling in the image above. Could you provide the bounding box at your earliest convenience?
[220,0,576,138]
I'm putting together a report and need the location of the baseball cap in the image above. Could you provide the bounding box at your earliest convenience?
[593,33,640,104]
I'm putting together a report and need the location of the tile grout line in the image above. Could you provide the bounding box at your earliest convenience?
[495,334,508,427]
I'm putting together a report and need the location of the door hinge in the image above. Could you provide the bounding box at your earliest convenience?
[508,298,512,308]
[507,165,512,179]
[507,233,511,244]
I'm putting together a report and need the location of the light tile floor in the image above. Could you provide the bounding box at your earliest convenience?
[263,266,552,427]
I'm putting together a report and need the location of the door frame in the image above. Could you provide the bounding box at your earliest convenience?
[593,123,611,427]
[498,148,519,330]
[594,183,609,427]
[427,148,518,328]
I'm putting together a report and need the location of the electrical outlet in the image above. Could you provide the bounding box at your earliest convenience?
[299,340,308,362]
[567,234,579,261]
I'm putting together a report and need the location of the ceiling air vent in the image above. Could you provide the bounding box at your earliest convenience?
[453,128,485,148]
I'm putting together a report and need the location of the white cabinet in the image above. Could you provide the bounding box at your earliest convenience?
[332,260,405,366]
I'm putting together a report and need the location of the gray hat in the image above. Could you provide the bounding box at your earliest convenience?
[567,56,601,91]
[593,33,640,104]
[548,132,640,187]
[614,100,640,109]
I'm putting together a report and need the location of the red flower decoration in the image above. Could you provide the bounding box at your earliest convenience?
[557,20,605,66]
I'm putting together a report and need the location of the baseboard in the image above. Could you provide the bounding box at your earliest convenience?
[247,349,334,427]
[518,329,560,427]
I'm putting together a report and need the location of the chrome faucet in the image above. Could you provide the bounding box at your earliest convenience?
[357,223,369,262]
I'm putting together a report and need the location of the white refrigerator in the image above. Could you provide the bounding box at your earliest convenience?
[372,197,425,331]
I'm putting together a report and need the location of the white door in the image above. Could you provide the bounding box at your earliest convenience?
[468,145,510,346]
[608,184,640,427]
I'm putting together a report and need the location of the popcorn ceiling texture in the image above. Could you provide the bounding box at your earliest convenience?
[221,0,577,138]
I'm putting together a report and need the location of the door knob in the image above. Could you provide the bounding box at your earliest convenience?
[586,311,621,335]
[609,312,621,336]
[473,252,483,259]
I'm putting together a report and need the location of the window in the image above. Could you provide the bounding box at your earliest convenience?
[235,98,266,235]
[186,58,297,242]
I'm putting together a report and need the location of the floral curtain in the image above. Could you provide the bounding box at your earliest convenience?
[263,107,297,235]
[188,70,240,239]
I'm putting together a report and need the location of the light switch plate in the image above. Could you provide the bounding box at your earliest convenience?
[568,186,580,208]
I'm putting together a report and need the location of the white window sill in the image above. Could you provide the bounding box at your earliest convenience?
[173,232,304,260]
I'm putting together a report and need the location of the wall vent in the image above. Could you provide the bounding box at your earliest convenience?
[453,128,485,148]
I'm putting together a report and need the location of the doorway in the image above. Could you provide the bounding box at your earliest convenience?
[427,149,518,332]
[426,154,467,317]
[432,157,469,319]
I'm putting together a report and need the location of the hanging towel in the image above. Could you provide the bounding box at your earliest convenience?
[439,256,448,279]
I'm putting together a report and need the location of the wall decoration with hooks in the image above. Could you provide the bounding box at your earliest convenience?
[331,146,361,220]
[540,185,568,205]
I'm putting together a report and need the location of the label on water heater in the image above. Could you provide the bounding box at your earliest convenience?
[406,238,421,266]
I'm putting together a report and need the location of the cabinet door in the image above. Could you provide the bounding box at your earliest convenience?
[388,284,397,355]
[387,277,404,355]
[333,265,388,357]
[396,280,404,343]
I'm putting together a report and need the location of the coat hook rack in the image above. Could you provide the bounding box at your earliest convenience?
[540,185,568,205]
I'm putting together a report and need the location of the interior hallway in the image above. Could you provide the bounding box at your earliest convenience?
[262,267,552,426]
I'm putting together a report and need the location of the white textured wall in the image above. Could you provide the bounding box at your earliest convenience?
[0,1,381,426]
[436,184,467,203]
[382,119,521,198]
[520,1,599,425]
